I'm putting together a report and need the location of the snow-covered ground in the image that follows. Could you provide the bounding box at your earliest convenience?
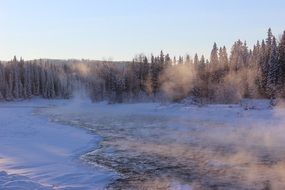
[1,98,285,189]
[0,99,116,190]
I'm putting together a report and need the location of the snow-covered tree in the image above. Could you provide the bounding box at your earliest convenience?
[279,31,285,88]
[267,37,279,97]
[210,43,219,66]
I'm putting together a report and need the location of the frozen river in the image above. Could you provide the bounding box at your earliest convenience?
[1,99,285,189]
[42,99,285,190]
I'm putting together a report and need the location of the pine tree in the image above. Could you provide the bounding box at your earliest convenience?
[210,43,219,65]
[229,40,249,71]
[173,56,177,65]
[178,56,183,64]
[6,68,13,101]
[150,55,159,95]
[194,54,199,66]
[219,46,229,68]
[12,57,21,99]
[279,31,285,89]
[250,41,260,68]
[165,54,172,66]
[257,40,269,97]
[32,62,40,96]
[24,63,32,98]
[199,55,206,75]
[185,54,191,65]
[267,37,279,97]
[159,50,164,65]
[266,28,273,53]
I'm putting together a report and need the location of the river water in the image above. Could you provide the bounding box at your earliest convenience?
[42,101,285,190]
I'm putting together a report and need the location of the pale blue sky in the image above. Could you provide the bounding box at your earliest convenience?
[0,0,284,61]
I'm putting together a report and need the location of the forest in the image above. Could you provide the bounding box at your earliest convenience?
[1,28,285,104]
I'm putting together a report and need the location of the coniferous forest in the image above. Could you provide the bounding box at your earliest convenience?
[1,28,285,104]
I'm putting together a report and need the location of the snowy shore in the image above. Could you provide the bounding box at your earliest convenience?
[0,99,116,190]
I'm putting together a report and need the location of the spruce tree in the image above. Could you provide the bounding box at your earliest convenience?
[194,54,199,66]
[210,43,219,65]
[279,31,285,89]
[185,54,191,65]
[267,37,279,97]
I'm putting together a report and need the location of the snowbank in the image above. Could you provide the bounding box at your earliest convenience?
[0,99,116,190]
[240,99,272,110]
[0,171,53,190]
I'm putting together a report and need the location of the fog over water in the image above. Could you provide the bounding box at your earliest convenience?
[39,98,285,189]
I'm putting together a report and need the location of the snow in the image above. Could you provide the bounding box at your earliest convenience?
[240,99,272,110]
[0,99,116,190]
[0,171,53,190]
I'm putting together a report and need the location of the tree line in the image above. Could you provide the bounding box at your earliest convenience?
[1,28,285,103]
[0,57,72,100]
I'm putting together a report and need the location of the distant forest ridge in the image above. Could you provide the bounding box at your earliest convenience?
[0,28,285,103]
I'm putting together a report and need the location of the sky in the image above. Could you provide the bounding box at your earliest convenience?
[0,0,284,61]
